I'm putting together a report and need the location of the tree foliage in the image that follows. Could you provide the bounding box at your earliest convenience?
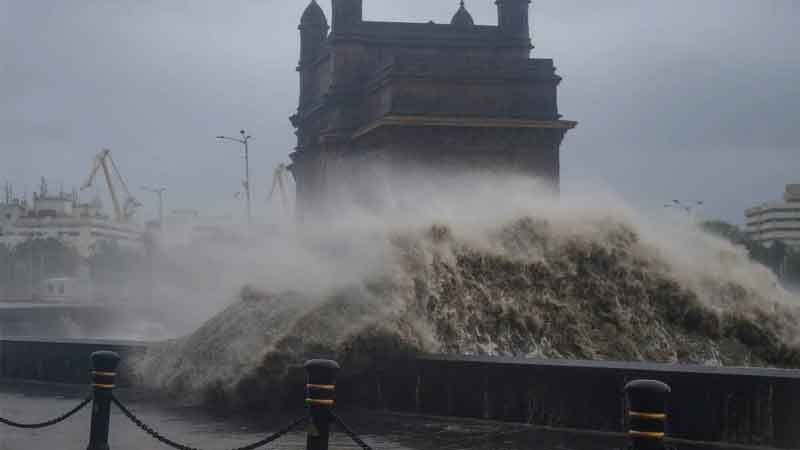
[0,244,11,297]
[702,220,748,245]
[0,239,83,299]
[11,238,82,278]
[88,240,143,286]
[786,251,800,287]
[701,220,799,287]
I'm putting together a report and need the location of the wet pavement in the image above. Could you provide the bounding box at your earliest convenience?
[0,381,769,450]
[0,380,630,450]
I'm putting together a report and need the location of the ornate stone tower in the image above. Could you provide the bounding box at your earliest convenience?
[331,0,362,32]
[298,1,329,107]
[299,1,328,65]
[496,0,531,38]
[289,0,577,219]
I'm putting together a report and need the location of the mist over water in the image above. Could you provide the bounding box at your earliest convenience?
[151,173,794,319]
[132,173,800,407]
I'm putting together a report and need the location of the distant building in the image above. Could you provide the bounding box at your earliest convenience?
[0,189,144,258]
[39,276,90,303]
[290,0,577,218]
[745,184,800,249]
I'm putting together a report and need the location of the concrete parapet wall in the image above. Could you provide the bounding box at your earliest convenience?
[3,339,800,448]
[341,355,800,449]
[0,338,148,385]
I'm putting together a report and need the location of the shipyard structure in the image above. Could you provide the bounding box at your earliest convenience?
[289,0,577,217]
[0,187,144,259]
[0,182,145,302]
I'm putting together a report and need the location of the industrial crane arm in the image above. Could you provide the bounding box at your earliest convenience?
[108,153,135,202]
[80,149,140,223]
[108,152,141,217]
[81,151,105,190]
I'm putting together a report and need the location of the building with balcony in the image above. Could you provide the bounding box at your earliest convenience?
[745,184,800,249]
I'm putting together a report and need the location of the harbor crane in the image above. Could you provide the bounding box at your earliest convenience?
[81,149,141,223]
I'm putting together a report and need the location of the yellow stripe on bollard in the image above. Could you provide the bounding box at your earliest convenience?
[629,430,665,439]
[306,384,336,390]
[629,411,667,420]
[305,398,335,406]
[92,371,117,377]
[92,384,115,389]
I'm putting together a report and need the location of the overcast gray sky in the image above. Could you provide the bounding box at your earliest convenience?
[1,0,798,224]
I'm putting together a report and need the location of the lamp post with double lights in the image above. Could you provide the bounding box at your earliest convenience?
[664,200,703,216]
[141,186,166,229]
[216,130,253,224]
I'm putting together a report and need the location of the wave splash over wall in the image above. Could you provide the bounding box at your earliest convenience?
[135,177,800,409]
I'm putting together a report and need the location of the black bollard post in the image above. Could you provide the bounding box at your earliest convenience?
[624,379,671,450]
[87,351,120,450]
[304,359,340,450]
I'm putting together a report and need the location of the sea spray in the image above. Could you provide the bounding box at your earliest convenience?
[134,186,800,409]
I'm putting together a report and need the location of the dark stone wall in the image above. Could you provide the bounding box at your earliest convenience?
[3,338,800,448]
[296,125,563,217]
[0,305,131,338]
[338,356,800,449]
[0,338,148,385]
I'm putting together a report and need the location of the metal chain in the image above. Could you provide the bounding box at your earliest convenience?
[331,411,374,450]
[0,395,92,429]
[111,395,307,450]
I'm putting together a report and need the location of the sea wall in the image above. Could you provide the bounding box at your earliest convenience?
[3,337,800,448]
[340,355,800,449]
[0,303,134,339]
[0,338,148,385]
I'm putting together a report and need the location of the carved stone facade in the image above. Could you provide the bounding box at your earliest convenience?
[290,0,576,218]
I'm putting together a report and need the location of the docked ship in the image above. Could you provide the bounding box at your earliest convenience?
[0,185,144,261]
[0,151,160,338]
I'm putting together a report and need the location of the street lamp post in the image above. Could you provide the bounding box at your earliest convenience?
[664,200,704,219]
[141,186,167,228]
[217,130,253,224]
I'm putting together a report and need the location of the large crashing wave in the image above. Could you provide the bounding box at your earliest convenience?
[135,202,800,410]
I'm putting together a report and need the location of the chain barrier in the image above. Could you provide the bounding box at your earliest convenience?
[0,394,92,429]
[111,394,307,450]
[0,350,673,450]
[331,411,374,450]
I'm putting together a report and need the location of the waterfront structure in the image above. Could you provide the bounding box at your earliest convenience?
[745,184,800,249]
[290,0,577,217]
[0,189,144,258]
